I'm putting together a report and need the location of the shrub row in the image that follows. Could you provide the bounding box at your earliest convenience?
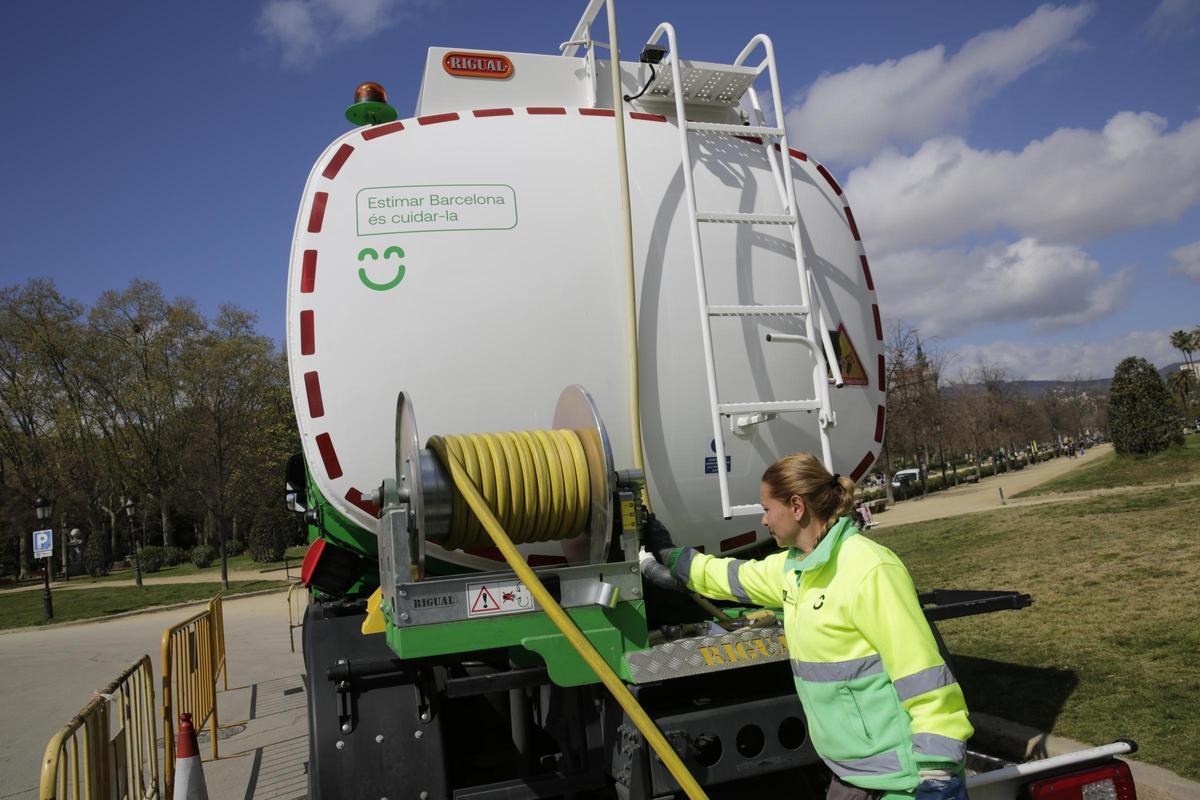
[78,518,299,578]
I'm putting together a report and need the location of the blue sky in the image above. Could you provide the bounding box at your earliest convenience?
[1,0,1197,379]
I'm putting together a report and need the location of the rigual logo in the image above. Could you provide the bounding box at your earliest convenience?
[812,593,825,610]
[443,51,514,80]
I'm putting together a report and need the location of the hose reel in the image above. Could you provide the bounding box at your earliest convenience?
[390,384,616,581]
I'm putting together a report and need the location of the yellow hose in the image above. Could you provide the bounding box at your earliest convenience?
[433,443,710,800]
[428,431,591,550]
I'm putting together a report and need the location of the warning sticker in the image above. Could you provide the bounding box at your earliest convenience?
[826,324,868,386]
[466,580,535,618]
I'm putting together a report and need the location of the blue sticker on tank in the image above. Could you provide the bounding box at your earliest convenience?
[704,456,732,474]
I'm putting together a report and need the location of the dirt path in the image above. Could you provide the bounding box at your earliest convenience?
[871,444,1113,529]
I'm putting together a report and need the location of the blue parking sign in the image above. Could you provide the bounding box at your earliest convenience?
[33,529,53,559]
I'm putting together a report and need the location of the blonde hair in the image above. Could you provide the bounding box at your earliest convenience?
[762,453,856,541]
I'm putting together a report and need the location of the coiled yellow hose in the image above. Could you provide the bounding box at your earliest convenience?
[431,441,710,800]
[427,430,591,550]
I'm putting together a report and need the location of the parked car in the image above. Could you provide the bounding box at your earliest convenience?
[891,468,923,489]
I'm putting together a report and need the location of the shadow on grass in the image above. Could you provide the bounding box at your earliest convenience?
[953,654,1079,734]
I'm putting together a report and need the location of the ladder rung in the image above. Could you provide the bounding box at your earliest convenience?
[729,504,764,517]
[686,121,785,137]
[697,212,795,225]
[719,400,822,414]
[708,304,808,317]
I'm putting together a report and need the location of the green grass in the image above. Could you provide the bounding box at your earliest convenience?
[77,545,307,584]
[869,484,1200,780]
[1014,436,1200,497]
[0,580,289,630]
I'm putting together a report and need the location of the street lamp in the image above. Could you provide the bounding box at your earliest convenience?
[122,497,141,588]
[35,496,53,620]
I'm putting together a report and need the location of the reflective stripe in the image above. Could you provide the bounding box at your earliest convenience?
[673,547,697,583]
[894,664,956,701]
[912,733,966,763]
[791,654,884,682]
[727,560,752,604]
[823,750,903,778]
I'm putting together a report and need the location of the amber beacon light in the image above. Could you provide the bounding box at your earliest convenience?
[345,81,399,126]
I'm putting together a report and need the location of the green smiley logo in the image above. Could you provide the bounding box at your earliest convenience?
[357,245,406,291]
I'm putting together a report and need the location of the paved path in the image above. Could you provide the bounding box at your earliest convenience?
[0,590,303,799]
[0,566,296,596]
[871,445,1112,529]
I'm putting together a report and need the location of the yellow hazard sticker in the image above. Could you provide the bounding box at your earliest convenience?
[826,324,868,386]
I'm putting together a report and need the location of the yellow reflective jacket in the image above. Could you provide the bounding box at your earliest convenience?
[667,517,971,792]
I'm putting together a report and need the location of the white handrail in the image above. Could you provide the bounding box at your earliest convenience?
[738,33,837,469]
[562,0,607,57]
[646,21,737,517]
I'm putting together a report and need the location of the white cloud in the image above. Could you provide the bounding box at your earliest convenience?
[875,238,1131,337]
[846,111,1200,255]
[1169,240,1200,281]
[785,4,1093,164]
[950,330,1179,381]
[258,0,410,67]
[1143,0,1199,41]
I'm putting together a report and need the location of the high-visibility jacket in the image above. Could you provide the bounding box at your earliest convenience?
[666,517,971,792]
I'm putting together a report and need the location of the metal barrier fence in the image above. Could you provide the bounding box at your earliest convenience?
[286,581,308,653]
[160,593,226,796]
[39,655,159,799]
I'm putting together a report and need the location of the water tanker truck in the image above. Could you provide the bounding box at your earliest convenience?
[284,3,1141,797]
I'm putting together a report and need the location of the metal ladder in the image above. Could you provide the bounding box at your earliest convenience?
[643,24,845,519]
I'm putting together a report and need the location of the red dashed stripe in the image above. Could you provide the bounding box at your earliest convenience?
[528,554,569,566]
[789,147,808,161]
[735,134,764,145]
[300,310,314,355]
[874,406,885,443]
[316,433,343,479]
[694,545,706,554]
[860,255,874,291]
[720,530,757,552]
[473,108,513,117]
[844,206,862,241]
[850,451,875,482]
[579,108,615,117]
[304,371,324,418]
[872,304,883,341]
[418,112,459,125]
[361,120,405,140]
[322,144,354,179]
[301,250,317,293]
[345,488,381,517]
[878,354,886,392]
[528,106,566,115]
[307,192,328,233]
[464,547,504,561]
[817,164,843,196]
[630,112,667,122]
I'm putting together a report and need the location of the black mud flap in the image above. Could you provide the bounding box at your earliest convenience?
[304,600,448,800]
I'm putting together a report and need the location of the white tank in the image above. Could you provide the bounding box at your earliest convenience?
[286,51,884,570]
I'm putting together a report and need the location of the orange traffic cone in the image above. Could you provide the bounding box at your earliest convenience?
[173,713,209,800]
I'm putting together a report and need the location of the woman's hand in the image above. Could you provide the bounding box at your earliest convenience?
[641,513,676,561]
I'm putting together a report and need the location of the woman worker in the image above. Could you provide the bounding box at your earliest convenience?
[640,453,970,800]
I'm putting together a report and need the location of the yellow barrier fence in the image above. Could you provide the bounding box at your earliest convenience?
[286,581,308,653]
[160,593,226,796]
[39,654,159,800]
